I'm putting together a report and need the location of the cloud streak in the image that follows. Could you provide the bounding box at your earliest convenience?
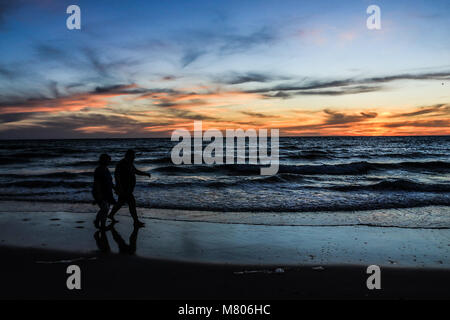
[176,26,277,67]
[0,84,143,114]
[383,119,450,128]
[248,71,450,97]
[390,103,450,118]
[323,109,378,125]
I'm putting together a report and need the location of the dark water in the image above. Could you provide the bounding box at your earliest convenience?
[0,136,449,215]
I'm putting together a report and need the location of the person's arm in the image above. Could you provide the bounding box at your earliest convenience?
[133,166,151,177]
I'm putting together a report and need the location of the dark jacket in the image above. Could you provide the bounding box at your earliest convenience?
[114,159,136,195]
[92,165,115,204]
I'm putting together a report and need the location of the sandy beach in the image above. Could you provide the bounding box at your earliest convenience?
[0,201,449,299]
[1,246,450,300]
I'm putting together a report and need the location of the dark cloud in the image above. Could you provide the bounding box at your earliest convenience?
[279,123,327,132]
[82,47,113,78]
[32,44,141,81]
[323,109,378,125]
[0,112,41,124]
[137,88,181,99]
[93,84,140,94]
[384,119,450,128]
[279,109,378,132]
[248,79,356,94]
[241,111,275,118]
[0,83,151,116]
[181,49,206,68]
[262,86,381,98]
[65,82,85,90]
[0,83,162,107]
[390,103,450,117]
[247,71,450,97]
[0,95,54,109]
[263,91,293,99]
[0,112,171,139]
[367,72,450,83]
[153,98,207,108]
[165,109,216,121]
[39,113,141,129]
[220,72,289,85]
[293,86,382,96]
[162,75,177,81]
[0,82,204,120]
[152,100,178,108]
[177,26,277,67]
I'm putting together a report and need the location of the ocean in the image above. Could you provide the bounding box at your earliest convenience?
[0,136,449,228]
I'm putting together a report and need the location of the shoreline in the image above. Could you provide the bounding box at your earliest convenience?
[0,200,449,229]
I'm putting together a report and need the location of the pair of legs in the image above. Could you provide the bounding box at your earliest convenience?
[94,229,111,253]
[94,200,110,229]
[94,225,139,255]
[111,225,139,254]
[108,193,145,227]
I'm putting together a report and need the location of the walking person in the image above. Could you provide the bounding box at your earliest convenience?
[108,149,151,227]
[92,153,116,229]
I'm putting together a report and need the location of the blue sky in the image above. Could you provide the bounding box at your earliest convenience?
[0,0,449,138]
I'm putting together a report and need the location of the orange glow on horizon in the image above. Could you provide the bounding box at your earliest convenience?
[1,85,448,136]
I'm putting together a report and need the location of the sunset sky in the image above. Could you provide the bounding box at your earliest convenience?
[0,0,449,139]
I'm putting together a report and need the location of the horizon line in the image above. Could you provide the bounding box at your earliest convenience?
[1,134,449,141]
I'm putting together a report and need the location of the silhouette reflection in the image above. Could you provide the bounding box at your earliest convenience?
[93,224,141,255]
[111,225,140,255]
[94,229,111,253]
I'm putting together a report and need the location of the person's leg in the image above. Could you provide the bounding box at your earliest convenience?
[108,196,125,221]
[94,207,102,228]
[110,226,127,253]
[129,226,140,254]
[127,194,138,221]
[94,200,108,228]
[94,229,111,253]
[93,196,103,227]
[99,202,110,228]
[127,194,144,226]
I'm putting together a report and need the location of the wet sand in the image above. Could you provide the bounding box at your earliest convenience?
[1,200,448,228]
[0,202,449,299]
[0,245,449,299]
[0,206,448,267]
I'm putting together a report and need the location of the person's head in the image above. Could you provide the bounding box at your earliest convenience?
[125,149,135,162]
[98,153,111,166]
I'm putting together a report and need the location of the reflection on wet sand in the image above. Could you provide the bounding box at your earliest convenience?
[94,225,140,255]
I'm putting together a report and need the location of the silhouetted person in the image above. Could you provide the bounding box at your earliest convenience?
[110,225,140,255]
[92,153,116,229]
[108,149,151,227]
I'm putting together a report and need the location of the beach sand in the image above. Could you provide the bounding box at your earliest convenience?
[0,201,449,299]
[1,246,450,300]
